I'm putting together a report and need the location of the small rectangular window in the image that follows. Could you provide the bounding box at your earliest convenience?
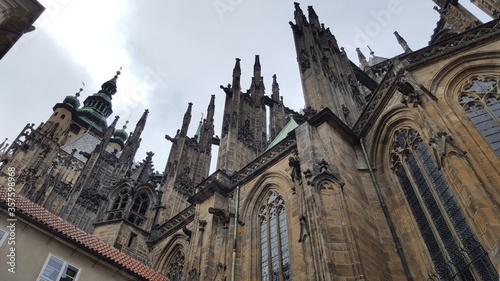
[127,232,137,248]
[38,254,80,281]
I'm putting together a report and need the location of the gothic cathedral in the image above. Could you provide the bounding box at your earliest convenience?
[1,1,500,280]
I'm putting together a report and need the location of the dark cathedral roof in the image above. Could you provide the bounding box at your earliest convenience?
[0,189,169,281]
[60,132,120,162]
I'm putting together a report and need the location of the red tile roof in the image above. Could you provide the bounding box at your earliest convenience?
[0,189,169,281]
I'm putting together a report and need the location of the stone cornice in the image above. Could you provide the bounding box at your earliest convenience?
[307,107,359,145]
[230,135,296,188]
[352,64,400,137]
[149,205,195,243]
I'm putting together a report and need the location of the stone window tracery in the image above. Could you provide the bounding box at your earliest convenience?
[390,128,498,280]
[459,76,500,156]
[107,188,129,220]
[128,191,149,226]
[259,191,291,281]
[165,248,184,281]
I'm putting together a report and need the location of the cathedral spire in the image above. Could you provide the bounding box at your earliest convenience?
[356,48,370,69]
[180,102,193,137]
[253,55,261,78]
[293,2,307,27]
[132,109,149,137]
[232,58,241,90]
[251,55,264,96]
[99,69,121,97]
[394,31,412,54]
[106,116,119,138]
[207,94,215,125]
[77,71,122,135]
[195,117,203,144]
[99,115,119,154]
[272,74,280,102]
[123,109,148,148]
[307,5,320,29]
[130,151,155,184]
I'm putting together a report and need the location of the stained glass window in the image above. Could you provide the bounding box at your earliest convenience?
[260,191,291,281]
[459,77,500,156]
[391,128,498,280]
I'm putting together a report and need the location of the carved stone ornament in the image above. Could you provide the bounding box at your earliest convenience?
[216,263,227,281]
[77,188,107,213]
[299,49,311,73]
[208,207,231,229]
[397,81,422,107]
[182,225,192,241]
[306,159,345,190]
[302,106,317,120]
[298,215,310,243]
[198,220,207,231]
[147,244,154,252]
[342,104,350,118]
[429,131,467,170]
[237,119,259,152]
[288,150,302,193]
[188,269,198,281]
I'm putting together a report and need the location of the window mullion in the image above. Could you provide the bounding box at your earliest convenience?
[266,212,272,280]
[275,206,284,281]
[482,98,500,126]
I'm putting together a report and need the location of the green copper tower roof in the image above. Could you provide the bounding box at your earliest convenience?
[112,121,129,143]
[63,88,82,109]
[76,71,121,135]
[266,116,299,150]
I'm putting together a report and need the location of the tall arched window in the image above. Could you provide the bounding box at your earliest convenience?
[259,191,291,281]
[165,248,184,281]
[107,188,129,220]
[128,192,149,226]
[112,188,129,210]
[459,76,500,156]
[390,128,498,280]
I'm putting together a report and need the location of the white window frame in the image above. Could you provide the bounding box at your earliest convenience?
[37,253,81,281]
[0,228,7,246]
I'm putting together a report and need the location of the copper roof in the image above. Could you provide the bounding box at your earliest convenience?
[0,189,169,281]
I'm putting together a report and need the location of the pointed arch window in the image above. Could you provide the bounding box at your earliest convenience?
[390,128,498,280]
[128,192,149,226]
[107,188,129,220]
[259,191,291,281]
[459,76,500,156]
[112,188,129,210]
[165,248,184,281]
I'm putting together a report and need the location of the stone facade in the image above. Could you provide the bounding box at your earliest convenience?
[1,2,500,280]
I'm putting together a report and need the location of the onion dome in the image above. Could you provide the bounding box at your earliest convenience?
[63,88,82,109]
[113,121,129,143]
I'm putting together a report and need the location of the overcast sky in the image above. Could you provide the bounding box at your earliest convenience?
[0,0,491,173]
